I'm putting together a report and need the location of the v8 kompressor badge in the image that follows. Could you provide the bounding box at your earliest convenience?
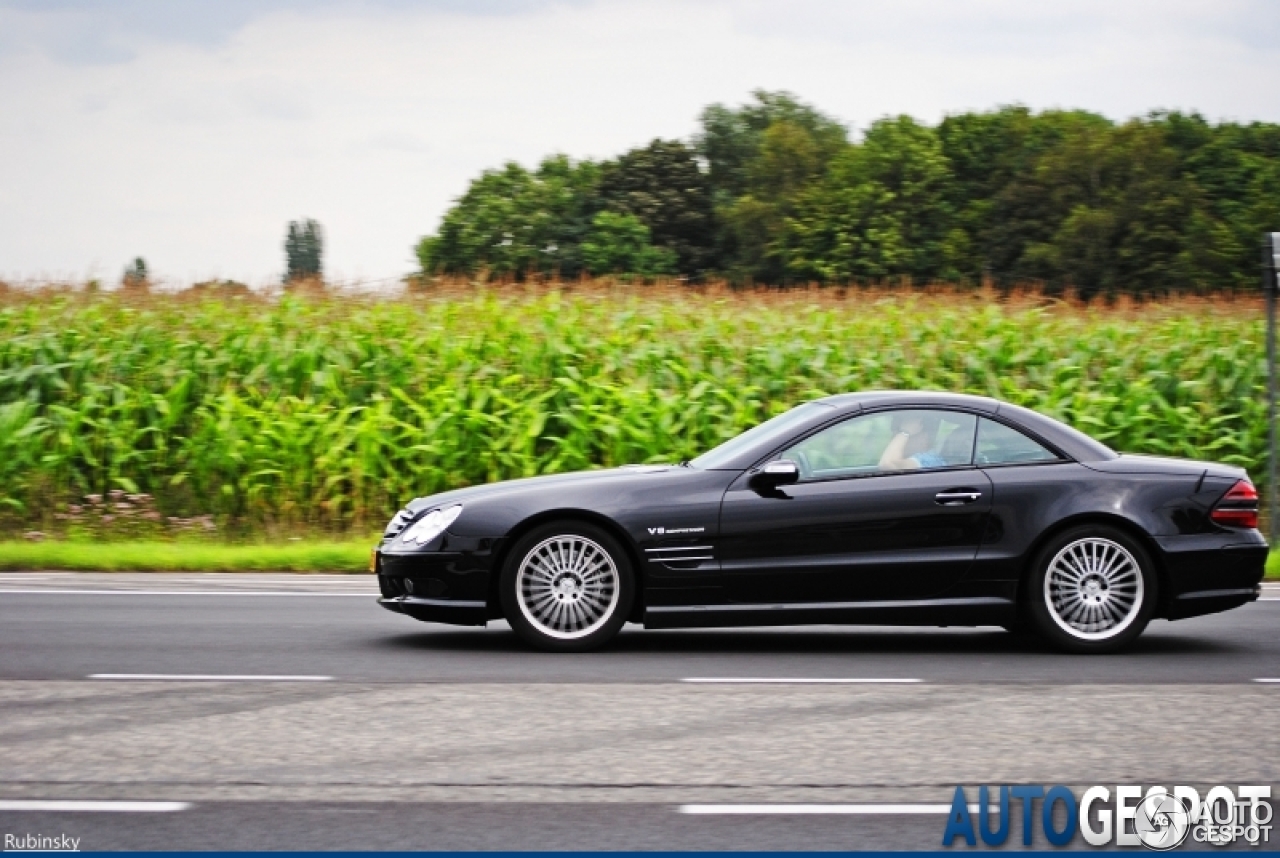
[646,526,706,536]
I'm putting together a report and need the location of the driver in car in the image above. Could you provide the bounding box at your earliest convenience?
[878,413,947,470]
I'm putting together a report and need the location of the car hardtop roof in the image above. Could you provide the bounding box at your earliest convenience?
[813,390,1115,462]
[815,390,1000,414]
[691,389,1114,470]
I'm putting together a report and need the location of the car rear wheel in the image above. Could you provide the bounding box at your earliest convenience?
[500,521,634,652]
[1026,524,1156,654]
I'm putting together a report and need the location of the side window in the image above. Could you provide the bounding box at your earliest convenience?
[975,418,1060,465]
[781,409,976,480]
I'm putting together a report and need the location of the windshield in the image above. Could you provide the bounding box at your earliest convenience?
[689,402,832,470]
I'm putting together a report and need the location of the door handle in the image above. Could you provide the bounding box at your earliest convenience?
[935,489,982,506]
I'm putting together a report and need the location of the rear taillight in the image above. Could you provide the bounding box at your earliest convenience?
[1210,479,1259,529]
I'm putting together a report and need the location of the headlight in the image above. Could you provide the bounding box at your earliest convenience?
[400,504,464,546]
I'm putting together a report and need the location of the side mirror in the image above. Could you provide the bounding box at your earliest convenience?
[750,459,800,491]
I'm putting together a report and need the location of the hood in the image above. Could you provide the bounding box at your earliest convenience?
[403,464,681,515]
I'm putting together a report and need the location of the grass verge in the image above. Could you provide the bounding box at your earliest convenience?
[0,541,374,573]
[0,540,1274,578]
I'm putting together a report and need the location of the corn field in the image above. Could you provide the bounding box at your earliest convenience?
[0,284,1267,538]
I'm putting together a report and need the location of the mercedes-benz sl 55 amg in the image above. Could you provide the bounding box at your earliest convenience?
[374,391,1267,653]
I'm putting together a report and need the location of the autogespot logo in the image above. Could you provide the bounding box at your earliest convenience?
[1133,791,1192,850]
[942,784,1273,849]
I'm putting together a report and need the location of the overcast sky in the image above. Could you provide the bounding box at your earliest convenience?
[2,0,1279,284]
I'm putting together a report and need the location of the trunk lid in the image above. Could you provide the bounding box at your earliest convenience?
[1082,453,1247,481]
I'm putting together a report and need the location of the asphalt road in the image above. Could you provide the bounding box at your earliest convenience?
[2,573,1279,684]
[1,573,1277,851]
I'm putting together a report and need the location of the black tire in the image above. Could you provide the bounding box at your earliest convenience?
[500,520,634,653]
[1026,524,1157,654]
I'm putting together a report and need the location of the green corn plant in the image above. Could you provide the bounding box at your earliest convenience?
[0,287,1266,539]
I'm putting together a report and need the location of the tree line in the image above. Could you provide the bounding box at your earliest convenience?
[416,91,1280,292]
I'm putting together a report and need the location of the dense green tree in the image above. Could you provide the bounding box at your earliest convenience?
[417,156,600,278]
[780,116,964,282]
[1170,114,1280,289]
[696,91,849,280]
[719,120,838,281]
[416,94,1280,292]
[1014,118,1203,292]
[595,139,715,275]
[285,219,323,282]
[937,106,1042,280]
[697,90,847,203]
[579,211,678,277]
[947,109,1115,284]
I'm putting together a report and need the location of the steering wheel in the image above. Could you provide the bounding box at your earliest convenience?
[791,448,814,480]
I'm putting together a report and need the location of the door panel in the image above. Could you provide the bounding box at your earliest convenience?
[719,468,993,603]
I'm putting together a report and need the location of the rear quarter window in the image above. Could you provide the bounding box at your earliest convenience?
[976,418,1061,466]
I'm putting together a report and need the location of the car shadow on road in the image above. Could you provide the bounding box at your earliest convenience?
[377,623,1240,657]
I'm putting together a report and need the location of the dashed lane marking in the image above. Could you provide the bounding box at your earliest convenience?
[89,674,332,682]
[0,590,371,597]
[681,677,923,684]
[679,804,976,814]
[0,801,191,812]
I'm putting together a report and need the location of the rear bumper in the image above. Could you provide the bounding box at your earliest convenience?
[1156,533,1268,620]
[1166,586,1261,621]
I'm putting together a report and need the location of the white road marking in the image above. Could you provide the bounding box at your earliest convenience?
[681,677,923,684]
[1255,678,1280,683]
[0,800,190,812]
[679,804,981,815]
[0,590,371,597]
[89,674,332,682]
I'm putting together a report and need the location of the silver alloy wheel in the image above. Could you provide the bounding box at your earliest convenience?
[1043,536,1144,641]
[515,535,620,640]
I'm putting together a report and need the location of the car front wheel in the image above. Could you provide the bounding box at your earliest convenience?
[500,521,634,652]
[1027,525,1156,654]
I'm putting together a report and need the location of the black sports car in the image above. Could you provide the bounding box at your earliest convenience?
[375,391,1267,653]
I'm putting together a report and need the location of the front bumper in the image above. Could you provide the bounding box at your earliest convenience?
[374,543,498,626]
[378,594,488,627]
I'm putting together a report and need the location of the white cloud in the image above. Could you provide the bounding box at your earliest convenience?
[1,0,1277,282]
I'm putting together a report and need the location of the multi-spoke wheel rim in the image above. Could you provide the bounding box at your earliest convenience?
[1044,537,1144,641]
[516,535,620,640]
